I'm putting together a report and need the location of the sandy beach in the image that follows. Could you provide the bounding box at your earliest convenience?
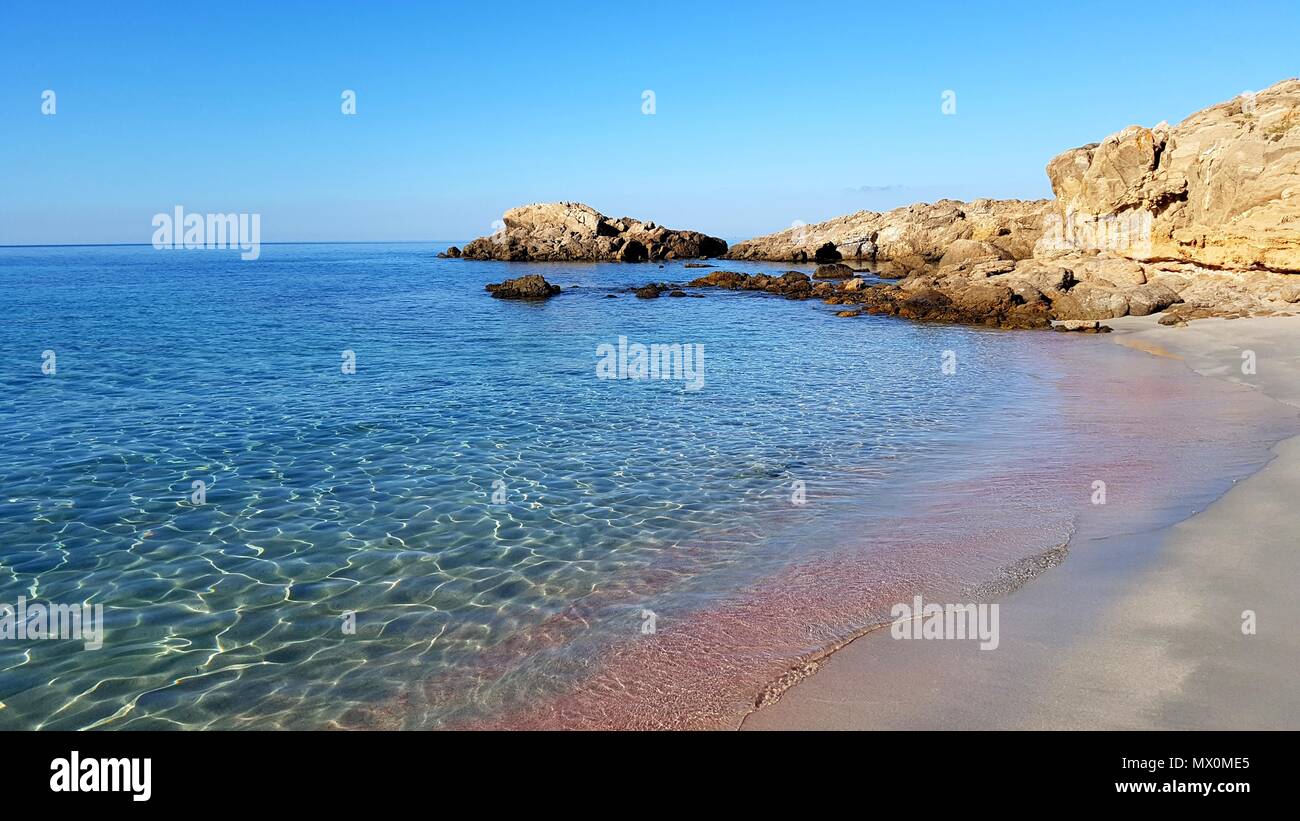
[744,314,1300,730]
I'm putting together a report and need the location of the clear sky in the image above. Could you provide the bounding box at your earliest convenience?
[2,0,1297,245]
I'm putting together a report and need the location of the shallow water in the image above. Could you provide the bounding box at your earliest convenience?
[0,243,1293,729]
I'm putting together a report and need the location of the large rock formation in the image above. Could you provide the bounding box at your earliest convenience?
[726,198,1052,274]
[715,80,1300,326]
[1040,78,1300,273]
[472,83,1300,327]
[462,202,727,262]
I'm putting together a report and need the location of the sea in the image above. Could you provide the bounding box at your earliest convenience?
[1,242,1293,729]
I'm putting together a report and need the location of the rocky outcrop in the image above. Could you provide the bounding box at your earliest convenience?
[690,270,1050,328]
[813,262,855,279]
[1039,78,1300,273]
[824,250,1300,325]
[840,283,1053,329]
[715,81,1300,326]
[474,84,1300,327]
[726,198,1052,272]
[683,246,1300,328]
[485,274,561,300]
[462,202,727,262]
[688,270,840,300]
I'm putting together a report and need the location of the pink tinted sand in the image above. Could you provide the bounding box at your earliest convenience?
[355,331,1295,730]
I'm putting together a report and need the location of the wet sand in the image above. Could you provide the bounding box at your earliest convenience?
[744,315,1300,730]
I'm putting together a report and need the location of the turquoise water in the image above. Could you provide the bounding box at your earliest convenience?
[0,243,1286,729]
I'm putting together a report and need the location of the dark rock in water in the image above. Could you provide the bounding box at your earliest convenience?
[669,290,687,297]
[437,246,462,258]
[688,269,821,299]
[604,293,619,299]
[813,262,854,279]
[848,283,1052,329]
[684,262,714,269]
[688,264,1055,327]
[635,283,663,299]
[485,274,561,300]
[689,270,749,289]
[772,271,812,299]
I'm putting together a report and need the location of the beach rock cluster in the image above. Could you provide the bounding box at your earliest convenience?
[684,249,1300,328]
[687,270,1048,328]
[883,251,1185,323]
[462,202,727,262]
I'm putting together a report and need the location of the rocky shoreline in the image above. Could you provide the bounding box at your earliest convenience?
[473,79,1300,329]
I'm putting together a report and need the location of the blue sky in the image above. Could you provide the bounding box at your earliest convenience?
[2,0,1297,244]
